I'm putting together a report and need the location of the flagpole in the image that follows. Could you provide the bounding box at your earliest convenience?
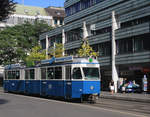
[112,11,119,93]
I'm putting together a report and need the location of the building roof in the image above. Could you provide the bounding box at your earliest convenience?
[45,7,65,18]
[14,4,48,16]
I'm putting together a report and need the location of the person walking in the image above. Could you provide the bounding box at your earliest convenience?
[109,80,114,94]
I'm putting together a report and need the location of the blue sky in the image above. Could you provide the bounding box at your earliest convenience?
[14,0,65,8]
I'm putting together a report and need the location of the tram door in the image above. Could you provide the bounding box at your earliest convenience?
[41,68,47,95]
[65,66,72,98]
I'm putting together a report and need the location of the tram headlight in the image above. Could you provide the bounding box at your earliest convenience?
[90,86,94,90]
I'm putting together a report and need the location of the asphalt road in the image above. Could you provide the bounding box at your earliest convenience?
[0,92,149,117]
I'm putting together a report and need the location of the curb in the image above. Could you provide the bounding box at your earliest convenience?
[99,95,150,103]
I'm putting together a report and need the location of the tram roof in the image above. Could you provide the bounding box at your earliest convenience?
[4,63,25,70]
[41,56,99,65]
[4,56,99,70]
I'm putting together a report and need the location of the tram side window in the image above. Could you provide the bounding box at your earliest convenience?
[41,68,46,79]
[65,66,71,80]
[30,69,35,80]
[55,67,62,79]
[16,71,20,79]
[12,71,15,79]
[25,70,29,79]
[73,68,82,79]
[47,67,55,79]
[8,71,12,79]
[5,71,8,80]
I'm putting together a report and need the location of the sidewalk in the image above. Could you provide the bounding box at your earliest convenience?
[0,87,3,92]
[100,91,150,103]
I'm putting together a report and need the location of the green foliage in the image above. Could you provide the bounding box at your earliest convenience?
[48,43,64,58]
[0,20,53,65]
[77,38,98,57]
[0,0,16,21]
[26,45,46,67]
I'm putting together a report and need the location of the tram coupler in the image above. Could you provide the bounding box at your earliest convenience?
[88,94,99,103]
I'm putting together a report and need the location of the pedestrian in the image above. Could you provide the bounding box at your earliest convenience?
[109,80,114,94]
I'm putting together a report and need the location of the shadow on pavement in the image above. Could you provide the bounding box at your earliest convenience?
[0,99,9,105]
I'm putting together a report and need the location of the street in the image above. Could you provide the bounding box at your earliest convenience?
[0,92,149,117]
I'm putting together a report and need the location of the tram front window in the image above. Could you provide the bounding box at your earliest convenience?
[83,68,99,80]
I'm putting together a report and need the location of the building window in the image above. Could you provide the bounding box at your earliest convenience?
[65,0,106,17]
[134,38,143,52]
[40,40,46,49]
[121,15,150,29]
[133,34,150,52]
[95,27,111,35]
[143,35,150,51]
[66,48,78,56]
[60,19,63,25]
[116,34,150,54]
[66,28,82,43]
[54,19,58,25]
[117,38,133,54]
[99,42,111,57]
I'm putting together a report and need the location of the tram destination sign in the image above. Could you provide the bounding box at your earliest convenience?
[55,56,73,63]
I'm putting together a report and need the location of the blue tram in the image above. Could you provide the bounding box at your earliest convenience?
[3,56,101,102]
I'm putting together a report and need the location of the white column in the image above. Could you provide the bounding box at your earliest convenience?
[112,11,119,93]
[57,20,60,26]
[62,29,65,56]
[83,21,88,39]
[54,42,56,57]
[46,35,49,59]
[51,18,55,27]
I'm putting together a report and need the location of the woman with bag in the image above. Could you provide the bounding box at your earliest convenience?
[109,80,114,94]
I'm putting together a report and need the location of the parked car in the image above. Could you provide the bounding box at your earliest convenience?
[119,81,141,93]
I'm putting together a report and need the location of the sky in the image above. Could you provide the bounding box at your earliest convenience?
[14,0,65,8]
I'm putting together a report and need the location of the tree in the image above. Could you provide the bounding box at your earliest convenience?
[0,0,16,21]
[48,43,64,58]
[25,45,46,67]
[77,38,98,57]
[0,20,53,65]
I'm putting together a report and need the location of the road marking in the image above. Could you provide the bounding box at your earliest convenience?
[2,93,149,117]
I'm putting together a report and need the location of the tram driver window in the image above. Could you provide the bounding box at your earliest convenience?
[73,68,82,79]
